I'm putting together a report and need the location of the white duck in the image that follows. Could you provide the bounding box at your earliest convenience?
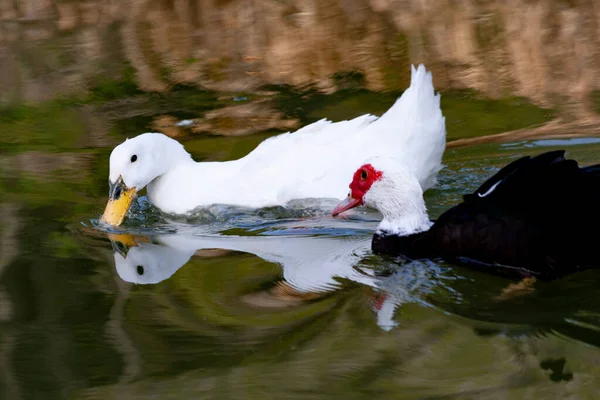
[101,64,446,225]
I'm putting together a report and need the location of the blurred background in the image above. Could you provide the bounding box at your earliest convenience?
[5,0,600,142]
[2,1,600,399]
[2,0,600,110]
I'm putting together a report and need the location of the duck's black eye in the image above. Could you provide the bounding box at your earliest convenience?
[131,154,138,163]
[361,170,368,180]
[136,265,144,275]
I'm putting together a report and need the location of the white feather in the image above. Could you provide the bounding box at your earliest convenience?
[477,180,501,197]
[108,64,446,214]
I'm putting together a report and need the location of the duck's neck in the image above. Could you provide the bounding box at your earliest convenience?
[376,207,432,237]
[149,135,197,178]
[365,172,433,237]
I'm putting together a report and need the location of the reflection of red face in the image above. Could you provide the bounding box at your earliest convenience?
[349,164,383,204]
[332,164,383,217]
[371,292,388,311]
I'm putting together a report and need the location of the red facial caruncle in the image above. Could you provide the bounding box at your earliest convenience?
[332,164,383,216]
[349,164,383,202]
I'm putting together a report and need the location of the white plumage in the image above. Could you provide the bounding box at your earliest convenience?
[108,64,446,214]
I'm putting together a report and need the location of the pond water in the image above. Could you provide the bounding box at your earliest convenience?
[2,88,600,400]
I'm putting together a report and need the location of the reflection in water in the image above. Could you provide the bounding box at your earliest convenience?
[86,225,600,398]
[104,227,600,343]
[109,233,374,291]
[107,231,421,331]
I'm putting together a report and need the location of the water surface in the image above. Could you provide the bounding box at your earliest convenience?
[2,93,600,400]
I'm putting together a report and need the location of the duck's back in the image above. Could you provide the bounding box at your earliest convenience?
[416,150,600,278]
[233,65,446,204]
[149,65,445,212]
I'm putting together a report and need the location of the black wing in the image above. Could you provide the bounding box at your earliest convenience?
[422,150,600,279]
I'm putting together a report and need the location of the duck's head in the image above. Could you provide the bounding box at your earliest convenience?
[332,158,431,235]
[100,133,191,226]
[111,238,194,284]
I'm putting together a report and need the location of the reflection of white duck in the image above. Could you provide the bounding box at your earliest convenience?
[109,233,441,330]
[111,233,375,292]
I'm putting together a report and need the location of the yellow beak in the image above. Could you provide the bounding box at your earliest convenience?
[107,233,139,257]
[100,176,136,226]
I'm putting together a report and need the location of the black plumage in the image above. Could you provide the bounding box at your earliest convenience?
[372,150,600,280]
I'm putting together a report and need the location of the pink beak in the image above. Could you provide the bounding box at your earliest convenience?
[332,195,363,217]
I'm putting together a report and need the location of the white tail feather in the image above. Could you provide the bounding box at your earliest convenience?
[368,64,446,190]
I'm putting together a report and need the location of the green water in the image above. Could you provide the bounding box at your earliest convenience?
[1,88,600,400]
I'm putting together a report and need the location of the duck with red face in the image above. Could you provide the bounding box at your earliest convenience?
[332,150,600,281]
[332,164,382,216]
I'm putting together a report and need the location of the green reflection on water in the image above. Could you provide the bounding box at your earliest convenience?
[1,84,599,400]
